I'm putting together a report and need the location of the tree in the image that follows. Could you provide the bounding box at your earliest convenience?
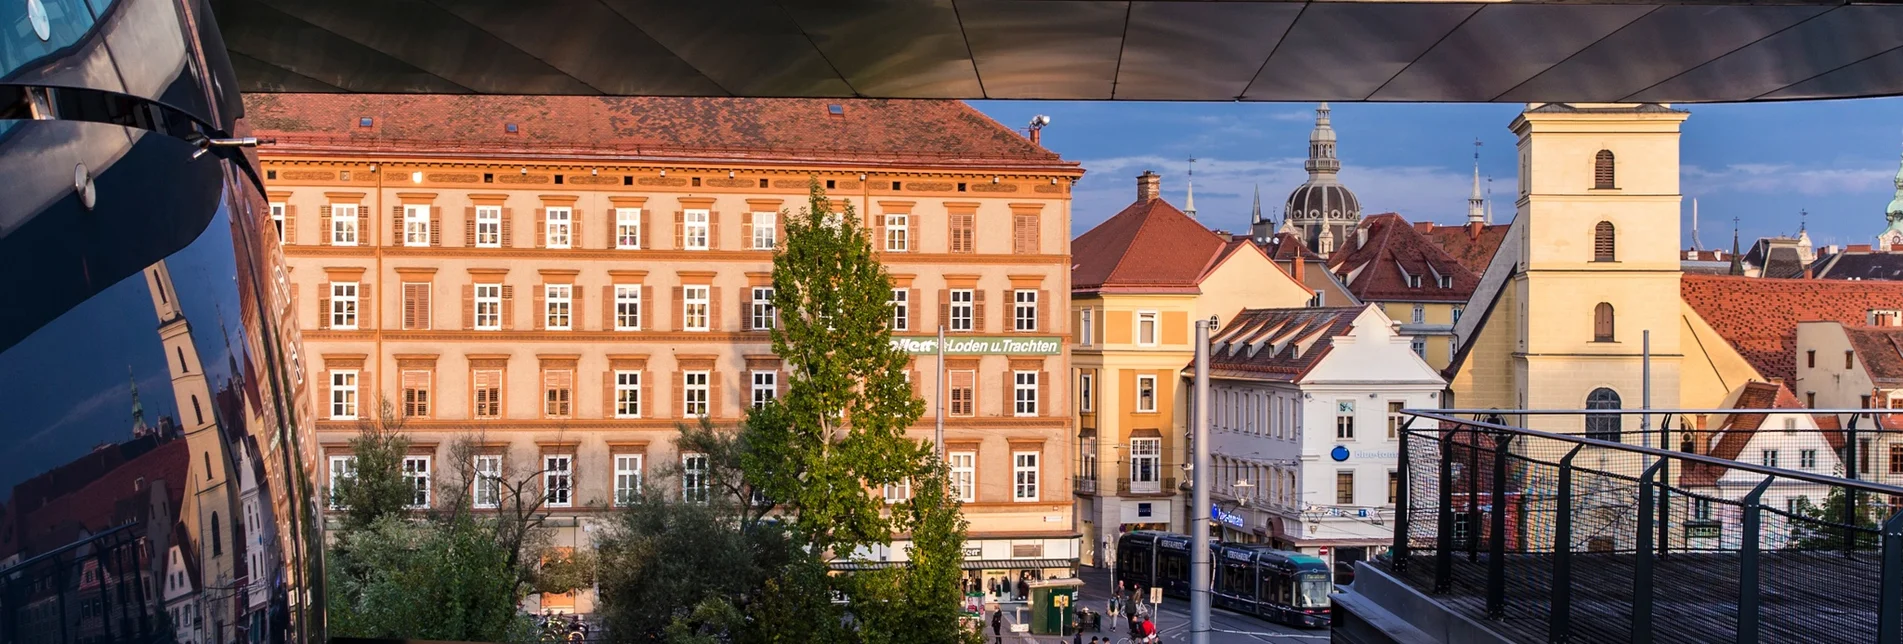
[744,181,930,556]
[853,455,980,644]
[334,398,418,531]
[1789,487,1881,550]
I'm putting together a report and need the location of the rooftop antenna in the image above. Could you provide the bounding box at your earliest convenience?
[1800,208,1808,234]
[1691,198,1702,251]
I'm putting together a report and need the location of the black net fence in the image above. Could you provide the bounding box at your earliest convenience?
[1387,413,1903,644]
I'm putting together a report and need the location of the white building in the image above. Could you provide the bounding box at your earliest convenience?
[1681,381,1846,549]
[161,540,203,644]
[1196,305,1444,573]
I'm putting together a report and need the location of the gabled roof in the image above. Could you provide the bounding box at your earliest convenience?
[1072,197,1228,294]
[1680,274,1903,385]
[1846,326,1903,386]
[1683,382,1809,487]
[1812,251,1903,281]
[1198,307,1364,381]
[244,95,1080,171]
[1326,213,1479,303]
[1418,222,1512,276]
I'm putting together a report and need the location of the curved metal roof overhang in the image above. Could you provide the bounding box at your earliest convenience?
[214,0,1903,103]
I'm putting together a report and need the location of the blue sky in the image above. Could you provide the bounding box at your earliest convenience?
[973,99,1903,249]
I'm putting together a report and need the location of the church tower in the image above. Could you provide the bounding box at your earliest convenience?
[144,260,239,641]
[1880,139,1903,249]
[1508,103,1690,442]
[1284,103,1362,253]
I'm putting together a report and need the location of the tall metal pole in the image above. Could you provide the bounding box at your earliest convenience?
[1642,329,1652,469]
[936,325,946,457]
[1191,317,1213,644]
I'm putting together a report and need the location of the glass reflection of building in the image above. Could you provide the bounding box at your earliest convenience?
[1,0,323,642]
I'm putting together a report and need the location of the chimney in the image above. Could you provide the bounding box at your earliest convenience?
[1468,221,1483,238]
[1291,256,1307,288]
[1356,226,1368,249]
[1029,129,1040,145]
[1414,222,1433,233]
[1137,171,1161,202]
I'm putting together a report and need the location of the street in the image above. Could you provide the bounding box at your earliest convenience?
[985,566,1330,644]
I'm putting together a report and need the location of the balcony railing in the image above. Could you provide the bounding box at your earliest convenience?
[1073,475,1099,495]
[1118,476,1178,496]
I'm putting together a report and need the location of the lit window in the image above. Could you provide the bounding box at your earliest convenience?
[614,454,643,506]
[889,288,909,332]
[330,370,358,420]
[1013,452,1040,501]
[682,453,709,503]
[884,213,908,252]
[1388,401,1404,439]
[402,456,431,508]
[330,203,359,245]
[327,456,356,508]
[1079,373,1094,413]
[329,282,359,329]
[544,284,572,330]
[474,283,502,330]
[614,371,642,418]
[1014,371,1039,416]
[404,204,430,247]
[474,206,502,248]
[1136,375,1157,413]
[1137,311,1159,346]
[472,455,501,509]
[544,455,573,508]
[1014,290,1038,332]
[684,209,710,250]
[684,371,710,417]
[949,289,974,332]
[614,285,642,331]
[752,211,776,249]
[751,371,777,409]
[616,207,641,249]
[544,207,572,249]
[683,286,710,331]
[751,287,777,330]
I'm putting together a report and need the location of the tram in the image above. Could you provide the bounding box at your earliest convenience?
[1115,531,1333,629]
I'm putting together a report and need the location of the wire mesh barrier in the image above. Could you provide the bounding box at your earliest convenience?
[1384,410,1903,644]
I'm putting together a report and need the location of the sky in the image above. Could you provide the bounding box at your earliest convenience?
[972,99,1903,249]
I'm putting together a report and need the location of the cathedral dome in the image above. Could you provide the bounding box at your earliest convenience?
[1286,182,1361,221]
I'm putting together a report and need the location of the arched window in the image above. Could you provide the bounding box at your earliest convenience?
[1594,222,1616,262]
[1594,150,1615,189]
[191,395,203,425]
[1585,388,1622,441]
[177,347,188,373]
[1594,303,1615,342]
[211,512,222,556]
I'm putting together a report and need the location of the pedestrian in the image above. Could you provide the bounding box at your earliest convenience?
[1107,594,1119,632]
[1017,578,1030,602]
[991,608,1003,643]
[1073,627,1083,644]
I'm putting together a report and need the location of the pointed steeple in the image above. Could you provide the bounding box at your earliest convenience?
[1250,184,1262,224]
[1887,133,1903,234]
[129,365,147,436]
[1729,217,1745,276]
[1691,198,1702,251]
[1468,139,1485,225]
[1305,103,1341,179]
[1184,157,1198,219]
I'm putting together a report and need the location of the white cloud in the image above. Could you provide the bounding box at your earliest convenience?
[1070,154,1479,235]
[1683,163,1892,196]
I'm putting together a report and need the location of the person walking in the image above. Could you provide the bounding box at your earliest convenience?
[991,608,1003,644]
[1107,593,1119,633]
[1017,578,1030,603]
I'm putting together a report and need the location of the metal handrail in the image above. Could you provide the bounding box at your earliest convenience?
[1402,410,1903,497]
[1419,407,1897,416]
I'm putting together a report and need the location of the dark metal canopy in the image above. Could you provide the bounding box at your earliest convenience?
[214,0,1903,102]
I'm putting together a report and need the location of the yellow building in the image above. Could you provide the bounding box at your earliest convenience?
[1069,171,1313,566]
[249,94,1086,611]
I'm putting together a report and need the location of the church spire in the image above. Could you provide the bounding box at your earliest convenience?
[1251,184,1262,224]
[1729,217,1745,276]
[1184,157,1197,218]
[1305,103,1341,179]
[129,365,148,436]
[1468,139,1485,225]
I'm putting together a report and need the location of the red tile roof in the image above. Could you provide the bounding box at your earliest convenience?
[1683,382,1807,487]
[1680,274,1903,386]
[1199,307,1365,381]
[1418,222,1511,276]
[244,95,1081,171]
[1326,213,1480,303]
[1846,326,1903,387]
[1258,232,1326,263]
[1072,197,1229,294]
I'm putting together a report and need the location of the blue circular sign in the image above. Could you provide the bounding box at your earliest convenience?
[1330,446,1350,462]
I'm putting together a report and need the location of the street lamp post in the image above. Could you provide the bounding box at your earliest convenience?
[1191,316,1213,644]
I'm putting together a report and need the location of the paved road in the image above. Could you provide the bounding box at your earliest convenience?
[983,566,1330,644]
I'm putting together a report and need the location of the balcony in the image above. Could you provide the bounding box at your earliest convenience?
[1118,476,1177,497]
[1073,475,1099,496]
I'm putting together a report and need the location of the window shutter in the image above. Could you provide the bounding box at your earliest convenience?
[285,205,298,245]
[501,208,514,247]
[317,282,331,329]
[463,284,475,329]
[707,211,720,250]
[602,285,614,330]
[909,288,920,331]
[675,211,685,249]
[672,286,684,329]
[973,290,987,333]
[742,288,753,331]
[874,214,885,250]
[430,206,442,246]
[533,284,546,330]
[671,370,684,420]
[289,283,299,322]
[319,376,330,419]
[572,287,585,331]
[938,290,949,333]
[391,205,404,244]
[572,209,584,249]
[643,285,655,331]
[640,211,650,250]
[710,372,722,419]
[535,208,547,248]
[742,212,753,248]
[709,288,722,331]
[356,203,368,244]
[1002,374,1012,416]
[1039,371,1050,417]
[358,284,373,330]
[401,283,418,330]
[1038,290,1049,334]
[501,285,515,330]
[602,371,614,418]
[464,207,476,247]
[318,206,332,246]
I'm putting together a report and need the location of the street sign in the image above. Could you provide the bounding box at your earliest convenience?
[1149,587,1162,605]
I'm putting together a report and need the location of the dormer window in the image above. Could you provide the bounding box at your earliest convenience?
[1438,275,1452,289]
[1407,275,1422,288]
[1870,309,1901,327]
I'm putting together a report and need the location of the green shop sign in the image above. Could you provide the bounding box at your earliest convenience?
[890,336,1062,355]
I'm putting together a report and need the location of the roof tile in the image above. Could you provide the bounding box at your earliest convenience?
[1680,274,1903,385]
[1327,214,1480,303]
[1072,197,1228,293]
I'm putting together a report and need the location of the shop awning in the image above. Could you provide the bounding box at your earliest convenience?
[828,558,1078,572]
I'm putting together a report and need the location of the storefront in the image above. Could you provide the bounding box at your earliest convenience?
[841,535,1081,602]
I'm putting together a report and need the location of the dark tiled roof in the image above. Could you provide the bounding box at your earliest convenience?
[1812,252,1903,281]
[1326,214,1479,303]
[1072,197,1228,294]
[1680,274,1903,385]
[1419,222,1511,276]
[1200,307,1364,381]
[1684,382,1807,487]
[244,95,1079,170]
[1846,326,1903,386]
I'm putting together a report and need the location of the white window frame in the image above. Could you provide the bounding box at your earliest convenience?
[884,213,908,252]
[614,370,642,418]
[1337,400,1356,439]
[1014,290,1038,332]
[269,203,286,241]
[1136,375,1158,413]
[682,453,710,503]
[543,455,573,508]
[403,204,430,247]
[752,211,776,249]
[327,455,356,508]
[402,456,431,508]
[615,207,642,249]
[614,284,642,331]
[1130,438,1161,493]
[1079,373,1094,413]
[544,283,572,330]
[472,455,501,509]
[883,478,912,504]
[1801,449,1817,470]
[330,370,358,420]
[950,289,974,332]
[1080,308,1093,346]
[1411,304,1425,324]
[474,283,502,330]
[544,206,572,249]
[684,370,710,417]
[330,203,359,246]
[1410,337,1426,358]
[889,288,909,332]
[1013,371,1039,417]
[614,454,644,506]
[751,370,777,409]
[683,285,710,331]
[950,451,976,503]
[1452,305,1464,323]
[1137,311,1159,346]
[751,286,776,330]
[330,281,359,330]
[474,206,502,248]
[684,209,710,250]
[1013,451,1040,502]
[1761,449,1778,468]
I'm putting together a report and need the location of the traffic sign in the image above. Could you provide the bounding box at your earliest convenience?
[1150,587,1162,605]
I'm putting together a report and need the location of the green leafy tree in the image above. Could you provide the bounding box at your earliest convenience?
[854,455,980,644]
[744,181,930,555]
[334,398,418,531]
[1789,487,1881,550]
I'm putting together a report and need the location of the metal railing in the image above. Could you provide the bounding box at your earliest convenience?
[1073,475,1099,495]
[1117,476,1179,497]
[1385,409,1903,644]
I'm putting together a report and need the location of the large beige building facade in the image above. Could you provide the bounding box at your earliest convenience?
[250,95,1085,611]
